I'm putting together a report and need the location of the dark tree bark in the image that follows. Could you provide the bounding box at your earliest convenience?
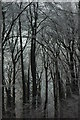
[10,28,16,109]
[44,65,48,118]
[70,40,79,94]
[54,54,60,118]
[19,3,26,104]
[27,66,30,101]
[49,66,56,102]
[36,71,42,107]
[78,1,80,96]
[37,79,41,106]
[66,76,72,98]
[2,49,5,116]
[13,62,15,107]
[7,65,12,108]
[78,2,80,118]
[70,44,75,93]
[43,50,48,117]
[2,9,5,116]
[30,3,38,108]
[31,29,37,103]
[66,51,72,98]
[44,66,48,111]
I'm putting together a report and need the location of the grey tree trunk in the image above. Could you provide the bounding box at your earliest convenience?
[78,1,80,94]
[44,66,48,118]
[54,55,60,118]
[44,66,48,110]
[19,3,26,104]
[31,29,36,103]
[78,1,80,118]
[2,8,5,117]
[13,62,15,107]
[30,3,38,108]
[27,66,30,101]
[0,2,2,119]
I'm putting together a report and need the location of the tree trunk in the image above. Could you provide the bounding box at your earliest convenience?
[19,4,26,104]
[31,29,37,108]
[66,77,72,98]
[66,51,72,98]
[2,49,5,116]
[2,9,5,116]
[13,62,15,107]
[70,50,79,94]
[78,1,80,96]
[37,80,41,106]
[27,66,30,101]
[30,3,38,108]
[58,71,65,99]
[54,57,60,118]
[44,66,48,110]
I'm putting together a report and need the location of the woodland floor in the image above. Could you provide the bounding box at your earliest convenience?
[3,94,79,118]
[60,94,79,118]
[17,94,79,118]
